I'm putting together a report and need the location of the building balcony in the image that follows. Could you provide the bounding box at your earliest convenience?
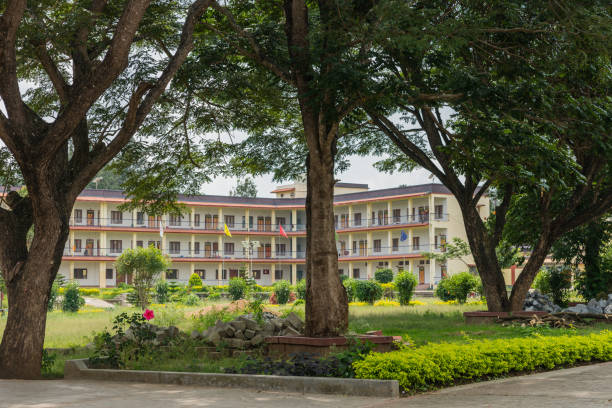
[63,247,307,261]
[335,213,448,231]
[337,244,445,259]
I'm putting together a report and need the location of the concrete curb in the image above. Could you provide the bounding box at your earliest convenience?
[64,359,399,398]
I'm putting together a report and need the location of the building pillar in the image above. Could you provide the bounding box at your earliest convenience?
[100,231,107,256]
[366,262,373,280]
[245,208,250,231]
[100,202,107,226]
[430,257,436,285]
[218,262,223,285]
[347,232,353,256]
[408,229,413,253]
[387,201,392,224]
[162,233,167,254]
[191,207,195,228]
[271,264,276,283]
[191,234,195,257]
[99,262,106,288]
[131,209,137,227]
[408,198,413,223]
[292,236,297,258]
[271,209,276,231]
[218,235,223,256]
[218,207,223,229]
[291,209,297,231]
[349,261,353,278]
[367,231,372,256]
[348,205,353,228]
[69,261,74,280]
[271,236,276,258]
[388,230,392,254]
[291,264,297,284]
[190,262,195,276]
[366,203,372,226]
[69,230,75,255]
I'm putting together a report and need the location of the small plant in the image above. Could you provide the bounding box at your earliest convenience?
[48,277,61,311]
[296,279,307,300]
[395,272,417,305]
[247,298,265,324]
[435,272,480,303]
[273,280,292,304]
[41,349,57,375]
[353,280,383,304]
[183,293,201,306]
[374,268,394,284]
[533,267,572,307]
[155,279,170,303]
[228,277,247,301]
[62,280,85,312]
[208,291,221,300]
[188,273,202,288]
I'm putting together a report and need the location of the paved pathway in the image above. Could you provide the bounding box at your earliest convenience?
[1,362,611,408]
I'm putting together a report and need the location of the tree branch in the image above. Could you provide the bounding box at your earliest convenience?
[34,43,69,104]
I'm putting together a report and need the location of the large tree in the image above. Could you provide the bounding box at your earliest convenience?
[0,0,212,378]
[191,0,387,336]
[365,0,612,311]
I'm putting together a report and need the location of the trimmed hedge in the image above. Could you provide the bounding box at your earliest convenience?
[353,332,612,392]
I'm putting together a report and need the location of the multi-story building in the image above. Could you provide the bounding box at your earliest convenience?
[58,182,489,288]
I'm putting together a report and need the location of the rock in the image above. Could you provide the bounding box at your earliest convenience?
[604,304,612,314]
[124,328,136,341]
[239,316,259,331]
[224,325,236,338]
[599,299,608,309]
[587,299,603,314]
[155,330,168,342]
[608,294,612,303]
[563,304,589,314]
[281,326,301,337]
[229,320,247,332]
[272,319,283,331]
[262,321,275,336]
[190,330,201,340]
[524,306,537,312]
[228,338,246,349]
[250,334,264,346]
[234,330,245,340]
[285,312,304,332]
[207,330,222,346]
[244,329,255,339]
[168,326,180,338]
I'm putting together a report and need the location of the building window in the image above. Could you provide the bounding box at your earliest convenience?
[136,240,143,248]
[435,205,444,220]
[276,243,286,256]
[74,209,82,224]
[276,217,285,227]
[393,209,401,223]
[111,211,123,224]
[169,214,181,226]
[194,214,200,227]
[194,242,200,254]
[110,240,122,253]
[353,213,361,226]
[73,239,82,252]
[352,268,360,279]
[166,269,178,279]
[340,214,349,228]
[136,212,144,225]
[74,268,87,279]
[441,264,448,279]
[373,239,381,253]
[169,241,181,254]
[412,237,420,250]
[195,269,206,279]
[225,215,235,228]
[338,269,344,275]
[253,270,261,279]
[106,269,113,279]
[392,238,399,252]
[224,242,234,255]
[148,240,160,249]
[275,269,282,280]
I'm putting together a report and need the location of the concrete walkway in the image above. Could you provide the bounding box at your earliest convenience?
[1,362,611,408]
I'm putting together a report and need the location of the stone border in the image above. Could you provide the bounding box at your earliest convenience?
[64,359,399,398]
[464,311,548,324]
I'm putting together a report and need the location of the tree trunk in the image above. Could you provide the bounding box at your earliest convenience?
[509,238,552,311]
[303,142,348,337]
[459,201,510,312]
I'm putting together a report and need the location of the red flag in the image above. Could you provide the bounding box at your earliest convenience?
[279,224,288,238]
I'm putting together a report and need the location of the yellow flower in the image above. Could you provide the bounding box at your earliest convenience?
[409,300,425,305]
[348,302,368,307]
[374,300,400,307]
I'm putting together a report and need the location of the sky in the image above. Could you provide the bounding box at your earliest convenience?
[201,154,436,197]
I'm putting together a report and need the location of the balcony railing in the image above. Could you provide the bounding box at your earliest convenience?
[64,247,307,260]
[336,243,445,258]
[69,217,307,232]
[334,213,449,230]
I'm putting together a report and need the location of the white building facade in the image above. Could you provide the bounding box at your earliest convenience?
[58,183,489,288]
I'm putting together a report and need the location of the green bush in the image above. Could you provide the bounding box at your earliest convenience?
[435,272,480,303]
[62,281,85,312]
[155,280,170,304]
[296,279,307,300]
[354,280,383,304]
[339,274,349,282]
[48,278,60,311]
[228,277,247,301]
[343,278,357,302]
[533,267,572,307]
[394,272,417,305]
[273,280,292,305]
[188,273,203,288]
[183,293,201,306]
[374,268,394,284]
[354,332,612,392]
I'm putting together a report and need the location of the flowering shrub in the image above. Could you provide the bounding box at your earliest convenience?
[143,309,155,320]
[409,300,425,305]
[348,302,368,306]
[374,300,400,307]
[354,331,612,392]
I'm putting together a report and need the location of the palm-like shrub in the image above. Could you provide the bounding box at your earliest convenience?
[394,272,417,305]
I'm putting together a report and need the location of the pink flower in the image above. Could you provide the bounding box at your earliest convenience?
[143,309,154,320]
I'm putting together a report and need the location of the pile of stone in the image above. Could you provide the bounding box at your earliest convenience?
[522,290,562,313]
[121,324,182,346]
[563,294,612,315]
[191,312,304,350]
